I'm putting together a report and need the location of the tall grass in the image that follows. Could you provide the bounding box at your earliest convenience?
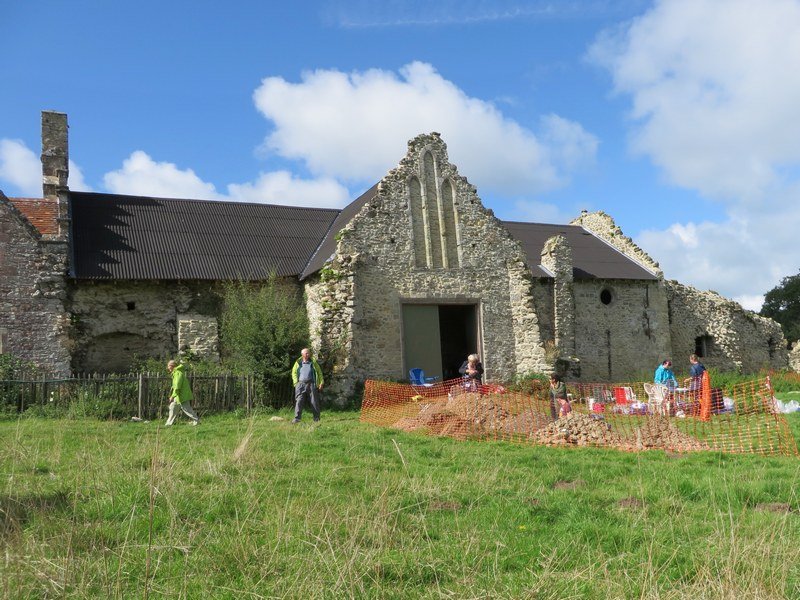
[1,413,799,598]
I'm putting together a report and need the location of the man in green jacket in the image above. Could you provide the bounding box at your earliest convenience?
[291,348,324,423]
[165,360,200,426]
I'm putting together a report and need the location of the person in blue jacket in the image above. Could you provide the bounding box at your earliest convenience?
[291,348,324,423]
[654,359,678,390]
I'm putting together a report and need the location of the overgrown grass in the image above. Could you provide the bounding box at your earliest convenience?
[2,412,799,599]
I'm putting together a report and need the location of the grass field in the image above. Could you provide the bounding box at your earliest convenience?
[2,410,799,599]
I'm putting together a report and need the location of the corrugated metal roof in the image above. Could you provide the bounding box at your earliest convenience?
[502,221,658,280]
[300,183,379,280]
[70,192,339,280]
[68,191,657,282]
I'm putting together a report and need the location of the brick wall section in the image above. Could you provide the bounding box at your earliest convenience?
[0,194,71,372]
[306,133,549,402]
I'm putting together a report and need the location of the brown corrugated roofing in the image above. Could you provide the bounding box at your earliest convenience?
[70,192,339,280]
[8,197,58,235]
[502,221,658,280]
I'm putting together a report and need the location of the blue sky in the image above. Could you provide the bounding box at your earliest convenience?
[2,0,800,311]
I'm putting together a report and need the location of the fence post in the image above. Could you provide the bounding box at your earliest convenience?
[246,375,252,413]
[138,373,145,420]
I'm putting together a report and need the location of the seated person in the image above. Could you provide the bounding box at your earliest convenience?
[459,354,484,390]
[549,373,567,421]
[685,353,706,391]
[654,359,678,391]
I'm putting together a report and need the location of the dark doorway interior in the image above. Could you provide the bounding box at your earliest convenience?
[439,304,479,380]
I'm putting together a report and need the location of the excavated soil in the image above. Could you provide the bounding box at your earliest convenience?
[390,395,710,451]
[534,413,626,447]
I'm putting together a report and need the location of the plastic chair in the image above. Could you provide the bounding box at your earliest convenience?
[643,383,669,415]
[409,368,439,387]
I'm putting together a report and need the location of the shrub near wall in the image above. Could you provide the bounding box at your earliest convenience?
[220,275,309,399]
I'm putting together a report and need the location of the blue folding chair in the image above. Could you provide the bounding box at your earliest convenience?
[408,368,439,387]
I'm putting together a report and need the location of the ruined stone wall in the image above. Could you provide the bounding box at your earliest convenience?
[177,314,220,361]
[573,279,672,381]
[789,344,800,373]
[68,280,226,372]
[308,133,549,401]
[0,196,71,372]
[666,281,787,373]
[570,210,663,277]
[574,209,788,375]
[540,235,576,357]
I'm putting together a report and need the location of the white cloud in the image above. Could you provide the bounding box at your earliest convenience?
[0,138,93,195]
[591,0,800,305]
[103,151,222,200]
[589,0,800,199]
[226,171,351,208]
[0,139,40,195]
[67,160,91,192]
[103,150,352,208]
[253,61,597,196]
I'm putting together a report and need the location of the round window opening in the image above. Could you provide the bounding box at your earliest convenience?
[600,289,613,305]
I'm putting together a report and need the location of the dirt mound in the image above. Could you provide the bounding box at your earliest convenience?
[498,409,551,436]
[533,413,626,447]
[633,417,710,452]
[445,392,510,427]
[392,402,475,439]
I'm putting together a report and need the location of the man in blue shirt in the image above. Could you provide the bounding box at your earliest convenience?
[686,354,706,391]
[291,348,324,423]
[654,359,678,390]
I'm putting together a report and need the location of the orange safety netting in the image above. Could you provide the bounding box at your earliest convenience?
[360,375,798,456]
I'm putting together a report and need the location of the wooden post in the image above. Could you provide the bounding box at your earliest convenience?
[246,375,252,413]
[138,373,145,419]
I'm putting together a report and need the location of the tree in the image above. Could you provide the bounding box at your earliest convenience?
[760,272,800,343]
[220,275,309,392]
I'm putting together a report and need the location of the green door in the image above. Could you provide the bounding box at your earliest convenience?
[402,304,443,380]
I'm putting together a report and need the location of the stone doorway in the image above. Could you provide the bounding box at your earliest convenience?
[401,303,480,381]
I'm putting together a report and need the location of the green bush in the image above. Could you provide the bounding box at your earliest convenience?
[220,275,309,396]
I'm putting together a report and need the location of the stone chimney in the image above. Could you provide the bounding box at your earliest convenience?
[41,111,69,199]
[41,111,70,238]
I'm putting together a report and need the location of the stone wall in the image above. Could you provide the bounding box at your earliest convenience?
[570,210,663,277]
[308,133,550,402]
[790,344,800,372]
[573,279,671,381]
[68,280,224,372]
[666,280,787,373]
[0,194,71,372]
[177,314,220,361]
[574,209,788,374]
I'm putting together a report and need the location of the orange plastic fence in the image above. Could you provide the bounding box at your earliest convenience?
[360,376,798,456]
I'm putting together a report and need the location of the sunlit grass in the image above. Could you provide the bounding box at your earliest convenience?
[1,412,799,598]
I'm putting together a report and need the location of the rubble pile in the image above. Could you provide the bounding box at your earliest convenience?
[633,417,710,451]
[389,394,709,451]
[533,413,626,447]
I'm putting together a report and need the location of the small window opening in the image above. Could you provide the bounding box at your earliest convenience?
[127,302,136,311]
[600,289,613,305]
[695,334,713,358]
[768,337,778,359]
